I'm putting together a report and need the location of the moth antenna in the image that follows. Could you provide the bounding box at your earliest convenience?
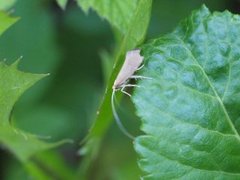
[111,90,135,140]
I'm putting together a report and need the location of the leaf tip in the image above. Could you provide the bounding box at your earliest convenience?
[11,56,23,67]
[199,4,210,15]
[56,0,68,10]
[76,0,90,14]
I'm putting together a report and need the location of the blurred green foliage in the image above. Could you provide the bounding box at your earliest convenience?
[0,0,236,179]
[0,0,16,10]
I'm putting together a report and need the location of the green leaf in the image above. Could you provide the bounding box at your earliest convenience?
[0,11,19,36]
[0,6,73,179]
[133,5,240,179]
[0,60,71,162]
[0,60,45,125]
[56,0,67,10]
[77,0,152,177]
[0,12,71,178]
[76,0,138,35]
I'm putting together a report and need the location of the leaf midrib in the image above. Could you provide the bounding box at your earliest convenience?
[174,35,240,138]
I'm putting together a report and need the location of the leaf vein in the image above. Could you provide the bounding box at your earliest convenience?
[174,35,240,137]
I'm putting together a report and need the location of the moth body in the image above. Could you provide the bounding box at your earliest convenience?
[113,49,143,90]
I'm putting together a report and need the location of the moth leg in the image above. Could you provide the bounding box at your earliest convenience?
[122,84,141,88]
[137,64,144,71]
[120,84,141,96]
[121,87,131,97]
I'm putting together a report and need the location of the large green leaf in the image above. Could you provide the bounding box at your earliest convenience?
[76,0,138,35]
[133,5,240,179]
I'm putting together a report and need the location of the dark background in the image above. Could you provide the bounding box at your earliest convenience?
[0,0,239,179]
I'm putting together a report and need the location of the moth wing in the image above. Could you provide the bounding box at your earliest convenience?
[113,49,144,88]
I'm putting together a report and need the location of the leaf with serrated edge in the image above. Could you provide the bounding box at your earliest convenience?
[0,60,71,162]
[133,5,240,179]
[0,13,71,171]
[0,60,46,125]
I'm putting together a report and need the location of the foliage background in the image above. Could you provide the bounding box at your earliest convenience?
[0,0,239,179]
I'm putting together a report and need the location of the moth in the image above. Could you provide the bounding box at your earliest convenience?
[111,49,149,139]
